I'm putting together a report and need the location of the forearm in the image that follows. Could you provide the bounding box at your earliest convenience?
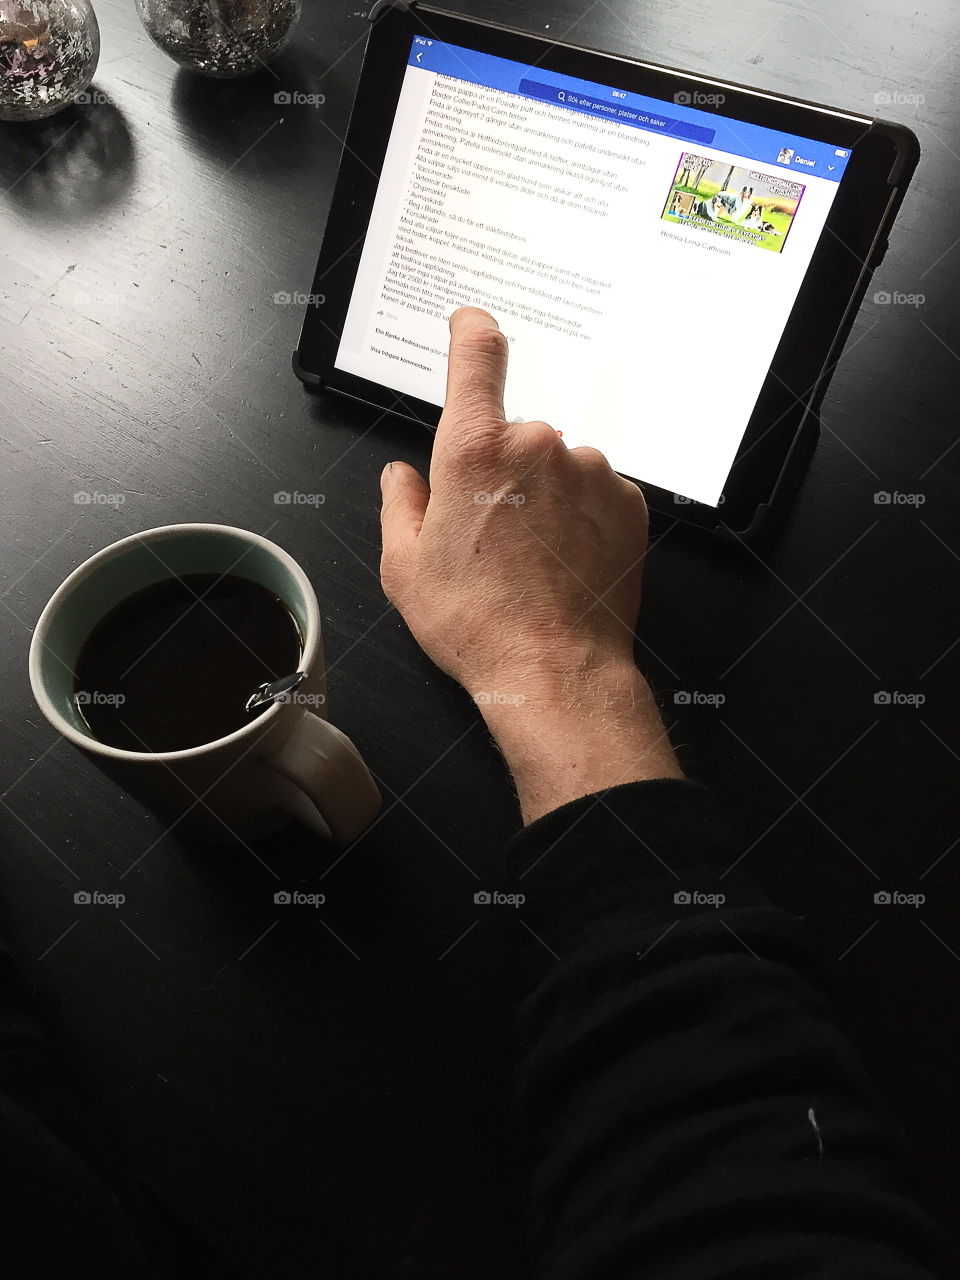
[507,782,954,1280]
[480,658,683,825]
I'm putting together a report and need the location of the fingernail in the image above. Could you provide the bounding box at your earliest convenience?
[380,462,393,490]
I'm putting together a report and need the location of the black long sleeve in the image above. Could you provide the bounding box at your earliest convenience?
[507,778,954,1279]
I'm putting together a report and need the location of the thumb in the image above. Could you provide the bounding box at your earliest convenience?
[379,461,430,587]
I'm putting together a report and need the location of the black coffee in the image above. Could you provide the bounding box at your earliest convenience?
[74,573,303,752]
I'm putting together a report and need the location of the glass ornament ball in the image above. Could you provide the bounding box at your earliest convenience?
[0,0,101,122]
[135,0,301,78]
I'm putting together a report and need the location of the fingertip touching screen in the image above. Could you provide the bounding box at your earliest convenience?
[335,35,852,506]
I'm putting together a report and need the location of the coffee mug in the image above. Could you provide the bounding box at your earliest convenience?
[29,524,382,844]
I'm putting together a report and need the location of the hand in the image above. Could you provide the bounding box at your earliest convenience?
[379,308,682,823]
[380,307,646,696]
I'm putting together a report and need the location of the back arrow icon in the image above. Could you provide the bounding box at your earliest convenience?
[416,51,423,62]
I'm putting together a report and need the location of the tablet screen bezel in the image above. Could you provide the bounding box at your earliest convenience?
[296,2,909,534]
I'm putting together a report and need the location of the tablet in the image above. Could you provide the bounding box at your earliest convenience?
[294,1,918,535]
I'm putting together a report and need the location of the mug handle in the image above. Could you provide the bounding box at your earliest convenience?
[263,712,381,844]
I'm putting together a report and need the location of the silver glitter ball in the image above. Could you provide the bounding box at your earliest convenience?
[0,0,100,121]
[135,0,301,78]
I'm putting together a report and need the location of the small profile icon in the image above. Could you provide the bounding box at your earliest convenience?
[776,147,795,164]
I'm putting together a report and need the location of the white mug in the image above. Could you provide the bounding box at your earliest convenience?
[28,524,382,845]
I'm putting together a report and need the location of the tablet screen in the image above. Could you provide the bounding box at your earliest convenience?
[335,36,853,506]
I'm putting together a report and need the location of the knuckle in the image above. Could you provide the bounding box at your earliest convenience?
[624,481,648,525]
[514,419,563,456]
[452,420,503,463]
[621,475,646,505]
[452,326,509,365]
[570,444,612,472]
[379,548,408,603]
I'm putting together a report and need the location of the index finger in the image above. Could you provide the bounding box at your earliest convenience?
[435,307,509,458]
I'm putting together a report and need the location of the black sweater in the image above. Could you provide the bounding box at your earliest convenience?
[507,777,953,1278]
[0,779,953,1276]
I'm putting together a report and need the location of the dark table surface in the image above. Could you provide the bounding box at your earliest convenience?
[2,0,959,1274]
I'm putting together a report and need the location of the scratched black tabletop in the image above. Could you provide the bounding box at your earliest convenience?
[1,0,958,1273]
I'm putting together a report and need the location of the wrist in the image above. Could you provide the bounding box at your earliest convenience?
[477,655,683,825]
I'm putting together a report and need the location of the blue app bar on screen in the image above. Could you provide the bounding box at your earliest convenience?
[407,37,852,181]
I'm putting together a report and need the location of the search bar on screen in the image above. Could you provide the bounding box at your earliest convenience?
[519,80,716,145]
